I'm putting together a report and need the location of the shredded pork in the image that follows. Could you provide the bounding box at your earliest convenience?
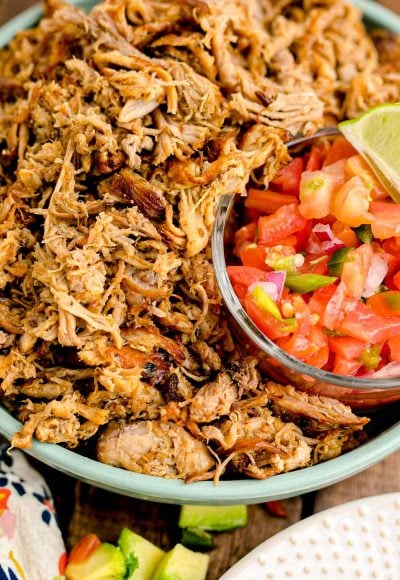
[0,0,393,480]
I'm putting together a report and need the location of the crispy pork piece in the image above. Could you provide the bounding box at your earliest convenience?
[97,420,215,479]
[265,382,369,435]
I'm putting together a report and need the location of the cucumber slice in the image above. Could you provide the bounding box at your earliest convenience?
[178,505,248,532]
[65,543,126,580]
[152,544,209,580]
[118,528,165,580]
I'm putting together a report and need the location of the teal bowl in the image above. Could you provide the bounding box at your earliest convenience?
[1,0,400,504]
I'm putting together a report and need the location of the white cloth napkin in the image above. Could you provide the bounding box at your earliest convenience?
[0,445,66,580]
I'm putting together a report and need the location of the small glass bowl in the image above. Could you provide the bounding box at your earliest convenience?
[212,172,400,412]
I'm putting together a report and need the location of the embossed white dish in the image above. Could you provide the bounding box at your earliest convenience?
[221,492,400,579]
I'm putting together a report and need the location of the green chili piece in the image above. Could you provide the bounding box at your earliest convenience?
[360,344,381,370]
[327,247,353,276]
[250,285,282,319]
[284,273,337,294]
[354,224,373,244]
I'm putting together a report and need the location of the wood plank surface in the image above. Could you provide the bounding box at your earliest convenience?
[1,1,400,579]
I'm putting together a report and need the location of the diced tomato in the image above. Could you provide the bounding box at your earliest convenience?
[370,202,400,240]
[305,326,329,368]
[244,294,293,340]
[229,135,400,376]
[331,176,374,228]
[270,157,304,195]
[345,155,388,200]
[333,355,363,376]
[393,271,400,291]
[69,534,101,565]
[382,236,400,256]
[245,207,262,223]
[341,243,373,299]
[294,219,313,252]
[245,189,298,214]
[227,266,269,287]
[299,254,330,275]
[233,284,248,302]
[328,336,366,359]
[337,302,391,344]
[388,335,400,362]
[59,553,68,575]
[322,281,348,330]
[234,222,257,256]
[306,147,323,172]
[308,284,337,315]
[240,245,268,269]
[258,204,308,246]
[277,323,328,366]
[299,169,343,220]
[323,136,358,167]
[331,220,360,248]
[367,291,400,317]
[264,500,287,518]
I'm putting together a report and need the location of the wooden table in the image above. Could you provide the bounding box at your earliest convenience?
[1,1,400,578]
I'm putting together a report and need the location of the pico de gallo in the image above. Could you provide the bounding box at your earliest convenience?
[228,136,400,378]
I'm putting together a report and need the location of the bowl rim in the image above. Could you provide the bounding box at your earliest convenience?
[1,0,400,504]
[1,405,400,504]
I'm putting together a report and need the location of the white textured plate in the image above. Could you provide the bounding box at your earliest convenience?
[221,492,400,579]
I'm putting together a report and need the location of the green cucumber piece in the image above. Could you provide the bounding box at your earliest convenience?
[118,528,165,580]
[181,527,215,550]
[65,543,126,580]
[152,544,209,580]
[178,505,247,532]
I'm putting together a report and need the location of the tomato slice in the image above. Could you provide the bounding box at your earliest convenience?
[270,157,304,195]
[244,294,293,340]
[227,266,269,287]
[69,534,101,565]
[323,136,357,167]
[258,204,308,246]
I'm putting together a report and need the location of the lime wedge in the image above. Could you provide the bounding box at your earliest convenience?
[338,103,400,203]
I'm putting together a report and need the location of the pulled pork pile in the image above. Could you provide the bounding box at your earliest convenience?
[0,0,396,481]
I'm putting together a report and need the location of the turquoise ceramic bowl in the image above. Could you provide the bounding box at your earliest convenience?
[1,0,400,504]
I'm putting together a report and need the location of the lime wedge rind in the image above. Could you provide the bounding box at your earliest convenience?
[338,103,400,203]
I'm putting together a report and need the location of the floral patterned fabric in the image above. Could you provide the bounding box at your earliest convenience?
[0,446,66,580]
